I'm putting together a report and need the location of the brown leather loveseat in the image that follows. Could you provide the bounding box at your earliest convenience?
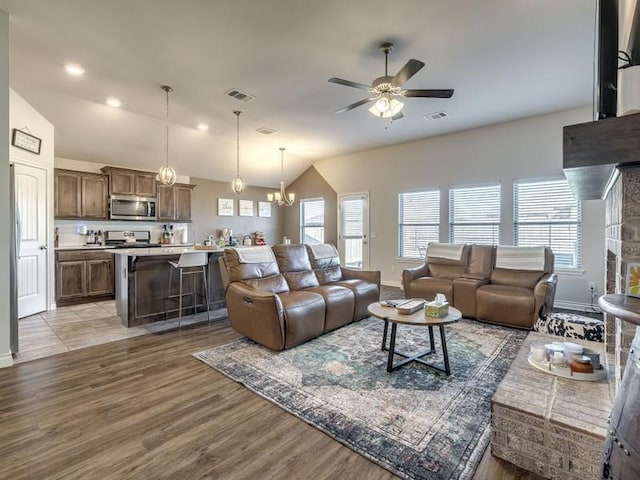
[403,243,557,329]
[220,244,380,350]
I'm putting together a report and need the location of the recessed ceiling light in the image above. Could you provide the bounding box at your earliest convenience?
[197,123,209,131]
[64,63,85,76]
[105,98,122,108]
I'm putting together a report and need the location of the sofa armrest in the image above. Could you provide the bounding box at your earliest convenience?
[225,283,286,350]
[401,264,430,293]
[341,267,381,288]
[534,273,558,319]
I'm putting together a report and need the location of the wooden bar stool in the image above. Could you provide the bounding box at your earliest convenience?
[166,252,211,328]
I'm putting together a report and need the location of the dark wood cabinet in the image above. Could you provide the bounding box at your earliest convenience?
[102,167,157,197]
[55,169,109,219]
[157,183,194,222]
[81,175,108,218]
[54,171,82,218]
[56,250,114,306]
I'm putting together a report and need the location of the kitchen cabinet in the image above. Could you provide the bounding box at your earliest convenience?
[56,250,114,306]
[157,183,194,222]
[55,169,109,219]
[101,167,157,197]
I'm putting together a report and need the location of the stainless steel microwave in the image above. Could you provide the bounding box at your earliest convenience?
[109,194,157,221]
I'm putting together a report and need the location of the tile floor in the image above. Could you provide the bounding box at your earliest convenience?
[16,300,227,363]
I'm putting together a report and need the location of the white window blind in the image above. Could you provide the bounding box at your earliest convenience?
[398,190,439,258]
[514,179,581,269]
[449,184,501,245]
[300,198,325,244]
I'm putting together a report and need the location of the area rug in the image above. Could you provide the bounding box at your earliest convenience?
[194,318,528,480]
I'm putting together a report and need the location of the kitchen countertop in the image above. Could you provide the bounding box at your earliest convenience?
[55,245,116,251]
[110,246,223,256]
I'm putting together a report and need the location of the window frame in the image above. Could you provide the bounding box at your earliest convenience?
[398,188,440,259]
[300,197,325,245]
[448,182,501,245]
[513,177,582,270]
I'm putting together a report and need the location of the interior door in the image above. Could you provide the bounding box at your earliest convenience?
[338,193,369,269]
[14,162,48,318]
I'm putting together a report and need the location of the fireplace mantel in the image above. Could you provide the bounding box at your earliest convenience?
[563,113,640,200]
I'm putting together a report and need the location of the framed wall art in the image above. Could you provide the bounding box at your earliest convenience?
[239,199,254,217]
[218,198,234,216]
[258,201,272,218]
[11,128,42,155]
[626,262,640,298]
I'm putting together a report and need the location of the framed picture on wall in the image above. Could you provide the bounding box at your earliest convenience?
[239,199,253,216]
[218,198,234,216]
[258,201,271,218]
[626,263,640,298]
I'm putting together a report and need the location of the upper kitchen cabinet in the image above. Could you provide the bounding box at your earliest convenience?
[101,167,157,197]
[55,169,109,219]
[157,183,195,222]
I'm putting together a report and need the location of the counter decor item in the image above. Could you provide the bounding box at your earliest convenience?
[527,342,606,381]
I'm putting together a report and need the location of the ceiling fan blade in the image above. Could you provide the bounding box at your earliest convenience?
[335,97,375,114]
[391,59,425,86]
[391,112,404,121]
[403,89,454,98]
[328,77,372,91]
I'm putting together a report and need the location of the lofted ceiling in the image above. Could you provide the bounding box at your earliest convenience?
[0,0,595,188]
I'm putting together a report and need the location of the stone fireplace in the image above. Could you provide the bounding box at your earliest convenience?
[604,165,640,386]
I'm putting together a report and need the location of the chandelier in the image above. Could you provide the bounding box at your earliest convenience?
[231,110,245,194]
[267,147,295,207]
[158,85,177,186]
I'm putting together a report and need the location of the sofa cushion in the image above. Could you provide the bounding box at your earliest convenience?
[427,264,467,279]
[224,247,281,282]
[468,244,495,278]
[335,279,379,320]
[476,284,535,329]
[407,277,453,303]
[283,271,320,290]
[490,268,544,289]
[305,284,355,331]
[278,291,326,347]
[273,244,312,271]
[306,244,341,268]
[315,265,343,285]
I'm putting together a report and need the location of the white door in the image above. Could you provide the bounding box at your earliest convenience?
[14,162,48,318]
[338,193,369,269]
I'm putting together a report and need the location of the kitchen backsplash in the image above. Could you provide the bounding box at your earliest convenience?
[55,220,190,246]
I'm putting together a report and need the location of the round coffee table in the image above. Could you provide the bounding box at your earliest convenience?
[367,302,462,376]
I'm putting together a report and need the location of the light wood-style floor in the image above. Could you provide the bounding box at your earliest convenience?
[1,318,543,480]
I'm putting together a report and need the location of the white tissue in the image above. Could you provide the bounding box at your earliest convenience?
[434,293,447,305]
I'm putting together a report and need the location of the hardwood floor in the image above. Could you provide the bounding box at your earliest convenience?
[1,318,542,479]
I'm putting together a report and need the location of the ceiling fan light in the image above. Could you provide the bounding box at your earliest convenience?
[375,96,390,112]
[231,176,245,194]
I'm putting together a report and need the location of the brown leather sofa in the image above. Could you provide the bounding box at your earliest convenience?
[220,244,380,350]
[403,243,557,329]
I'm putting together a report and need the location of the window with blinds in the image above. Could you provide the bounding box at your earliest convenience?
[449,184,501,245]
[514,179,581,269]
[300,198,325,244]
[398,190,439,258]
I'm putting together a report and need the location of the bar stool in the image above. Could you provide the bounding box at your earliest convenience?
[166,252,211,328]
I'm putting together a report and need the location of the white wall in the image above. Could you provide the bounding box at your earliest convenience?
[314,107,605,309]
[0,10,12,367]
[10,89,55,310]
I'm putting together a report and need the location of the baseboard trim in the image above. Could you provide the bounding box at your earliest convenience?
[553,300,600,313]
[0,353,14,369]
[381,280,402,289]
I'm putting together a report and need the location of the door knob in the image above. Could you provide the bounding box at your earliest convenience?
[39,245,48,250]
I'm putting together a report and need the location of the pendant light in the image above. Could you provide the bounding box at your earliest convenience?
[231,110,245,194]
[267,147,295,206]
[158,85,177,186]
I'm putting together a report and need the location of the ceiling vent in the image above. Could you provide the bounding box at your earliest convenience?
[256,127,277,135]
[225,89,255,102]
[424,111,449,121]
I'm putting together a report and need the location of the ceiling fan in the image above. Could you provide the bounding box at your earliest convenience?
[329,42,454,121]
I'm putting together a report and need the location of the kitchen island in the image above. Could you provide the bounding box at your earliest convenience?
[111,247,226,327]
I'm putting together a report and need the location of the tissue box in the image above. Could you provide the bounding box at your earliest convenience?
[425,301,449,318]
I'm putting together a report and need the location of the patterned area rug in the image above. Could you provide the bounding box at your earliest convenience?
[194,318,528,480]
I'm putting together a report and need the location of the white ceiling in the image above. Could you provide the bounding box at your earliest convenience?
[0,0,595,187]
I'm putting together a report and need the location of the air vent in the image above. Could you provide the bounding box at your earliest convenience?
[225,89,256,102]
[424,111,449,121]
[256,127,277,135]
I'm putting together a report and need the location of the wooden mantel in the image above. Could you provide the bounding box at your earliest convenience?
[563,113,640,200]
